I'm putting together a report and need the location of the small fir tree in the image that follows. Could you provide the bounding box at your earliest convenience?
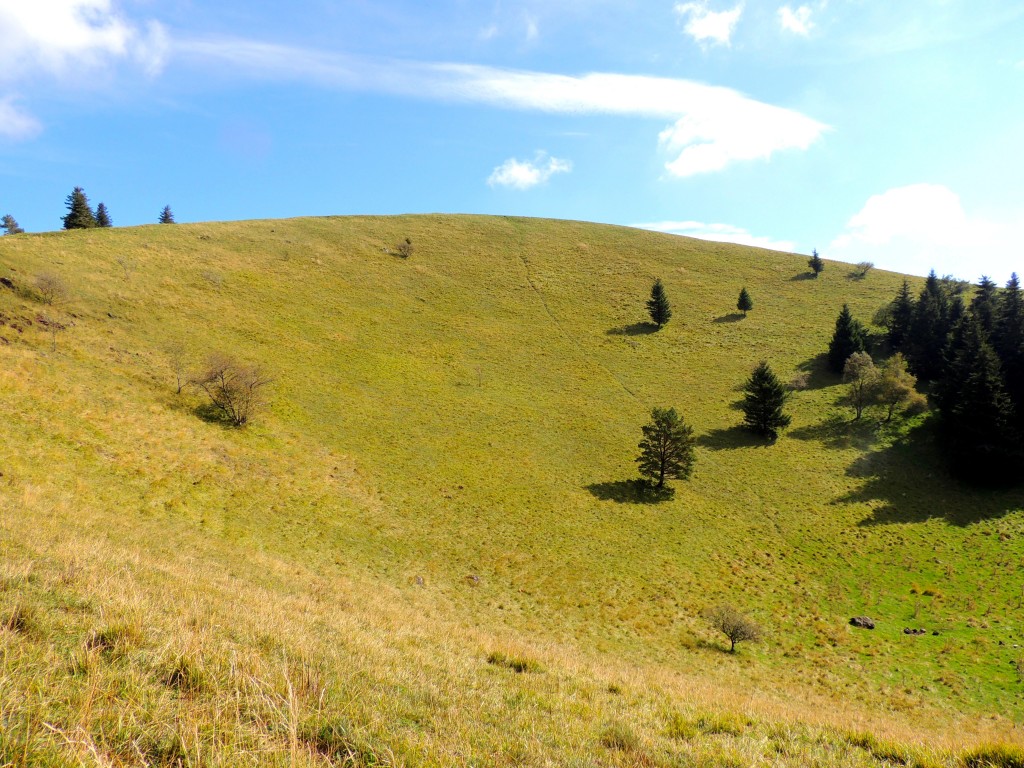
[95,202,112,228]
[737,287,753,317]
[635,407,695,488]
[827,304,868,373]
[62,186,97,230]
[1,214,24,235]
[646,278,672,328]
[741,361,791,439]
[808,249,824,277]
[886,279,915,352]
[970,276,999,337]
[159,205,176,224]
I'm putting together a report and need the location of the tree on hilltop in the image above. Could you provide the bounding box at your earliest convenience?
[636,407,695,488]
[646,278,672,328]
[95,202,112,228]
[741,361,791,439]
[159,205,175,224]
[737,287,753,317]
[808,249,824,277]
[827,304,868,373]
[62,187,97,230]
[2,214,24,235]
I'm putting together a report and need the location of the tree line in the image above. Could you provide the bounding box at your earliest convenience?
[1,187,177,234]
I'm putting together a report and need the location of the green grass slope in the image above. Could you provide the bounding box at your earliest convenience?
[1,215,1022,766]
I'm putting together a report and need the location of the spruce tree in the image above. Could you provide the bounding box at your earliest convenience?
[159,205,176,224]
[95,202,112,228]
[62,186,97,229]
[646,278,672,328]
[1,214,24,235]
[992,273,1024,412]
[827,304,868,373]
[886,279,915,352]
[737,287,753,317]
[741,361,791,439]
[635,407,695,488]
[970,276,999,337]
[808,249,824,277]
[905,270,952,380]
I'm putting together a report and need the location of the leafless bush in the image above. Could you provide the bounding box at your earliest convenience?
[704,604,762,653]
[34,273,68,305]
[788,371,810,391]
[191,353,272,427]
[395,238,414,258]
[850,261,874,279]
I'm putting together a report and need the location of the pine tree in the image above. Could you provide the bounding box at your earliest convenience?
[905,270,952,380]
[646,278,672,328]
[970,276,999,337]
[159,205,176,224]
[635,407,695,488]
[886,280,915,352]
[95,203,112,228]
[741,361,791,439]
[992,273,1024,412]
[736,287,753,317]
[808,249,824,277]
[1,214,24,235]
[62,187,97,230]
[827,304,868,373]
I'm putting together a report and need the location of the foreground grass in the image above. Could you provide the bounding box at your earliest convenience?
[1,215,1022,764]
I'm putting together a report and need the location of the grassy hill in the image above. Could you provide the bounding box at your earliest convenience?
[1,215,1022,766]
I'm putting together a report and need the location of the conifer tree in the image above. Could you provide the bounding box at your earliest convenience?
[62,186,97,229]
[646,278,672,328]
[635,407,695,488]
[905,270,952,380]
[827,304,868,373]
[159,205,176,224]
[741,361,791,439]
[992,273,1024,411]
[737,287,753,317]
[1,214,24,235]
[808,249,824,277]
[886,279,915,352]
[970,276,999,337]
[95,202,112,228]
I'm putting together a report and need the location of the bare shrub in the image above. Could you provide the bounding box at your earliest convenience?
[192,353,272,427]
[705,604,762,652]
[788,371,810,391]
[850,261,874,279]
[34,273,68,305]
[396,238,414,258]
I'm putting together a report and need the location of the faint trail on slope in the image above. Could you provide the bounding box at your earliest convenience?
[512,242,640,403]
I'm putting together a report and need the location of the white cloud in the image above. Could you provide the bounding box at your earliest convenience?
[0,0,167,78]
[778,4,814,36]
[488,153,571,190]
[829,184,1018,281]
[633,220,795,251]
[0,96,42,140]
[173,41,827,177]
[674,2,743,47]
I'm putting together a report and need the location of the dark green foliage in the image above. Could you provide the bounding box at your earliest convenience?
[993,273,1024,412]
[159,205,175,224]
[905,270,954,380]
[736,287,753,316]
[635,407,695,488]
[62,186,96,230]
[95,202,112,228]
[741,361,791,439]
[827,304,868,373]
[808,248,824,277]
[970,276,999,337]
[1,214,24,235]
[886,280,915,351]
[646,278,672,328]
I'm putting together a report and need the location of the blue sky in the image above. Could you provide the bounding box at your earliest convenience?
[1,1,1022,281]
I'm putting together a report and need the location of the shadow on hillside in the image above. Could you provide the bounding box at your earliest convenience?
[193,403,234,427]
[790,271,816,281]
[792,353,838,391]
[585,479,675,504]
[788,412,879,450]
[697,426,770,450]
[713,313,745,323]
[607,322,659,336]
[839,423,1024,526]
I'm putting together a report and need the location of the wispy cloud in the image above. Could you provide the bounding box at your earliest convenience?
[634,220,795,251]
[778,4,815,36]
[488,153,571,190]
[174,39,827,177]
[674,2,743,47]
[0,96,42,140]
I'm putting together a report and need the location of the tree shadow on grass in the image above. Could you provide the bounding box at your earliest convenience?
[790,271,816,281]
[697,425,770,450]
[607,322,659,336]
[788,411,880,450]
[792,352,839,391]
[839,421,1024,526]
[713,313,745,323]
[585,479,676,504]
[193,402,233,427]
